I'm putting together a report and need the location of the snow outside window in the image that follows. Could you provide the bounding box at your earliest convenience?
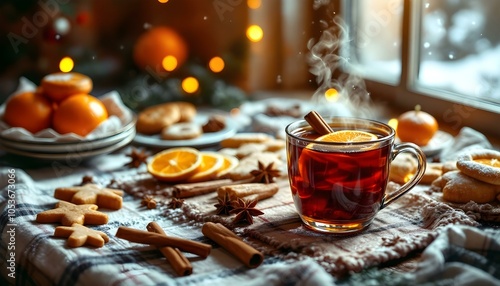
[346,0,500,108]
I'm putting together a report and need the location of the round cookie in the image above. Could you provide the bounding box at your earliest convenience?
[161,122,202,140]
[174,101,197,122]
[456,149,500,185]
[41,72,93,102]
[136,103,181,134]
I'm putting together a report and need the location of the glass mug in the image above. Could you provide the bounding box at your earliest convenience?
[285,117,426,234]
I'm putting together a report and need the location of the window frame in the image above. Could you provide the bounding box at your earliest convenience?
[342,0,500,139]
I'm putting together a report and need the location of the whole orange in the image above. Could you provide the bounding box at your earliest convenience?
[133,26,188,71]
[396,105,438,146]
[52,94,108,136]
[3,91,53,133]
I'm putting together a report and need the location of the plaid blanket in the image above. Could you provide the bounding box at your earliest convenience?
[1,127,499,285]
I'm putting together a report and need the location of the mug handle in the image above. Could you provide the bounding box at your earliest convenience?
[380,143,427,209]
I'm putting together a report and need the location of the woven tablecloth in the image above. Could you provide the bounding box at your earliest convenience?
[1,127,500,285]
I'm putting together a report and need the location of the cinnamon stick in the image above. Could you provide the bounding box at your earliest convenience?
[217,183,279,201]
[173,179,234,198]
[304,111,333,135]
[202,222,263,268]
[173,178,254,198]
[146,222,193,276]
[115,226,211,258]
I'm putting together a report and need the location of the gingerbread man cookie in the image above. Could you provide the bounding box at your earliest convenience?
[54,183,123,210]
[456,149,500,185]
[54,223,109,248]
[36,201,108,226]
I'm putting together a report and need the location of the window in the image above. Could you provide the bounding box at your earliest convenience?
[344,0,500,138]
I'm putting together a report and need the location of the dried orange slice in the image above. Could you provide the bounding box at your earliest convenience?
[186,151,225,183]
[316,130,377,143]
[147,147,202,182]
[215,154,239,179]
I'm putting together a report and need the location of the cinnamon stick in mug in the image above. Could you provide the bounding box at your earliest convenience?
[304,111,333,135]
[146,222,193,276]
[202,222,263,268]
[116,226,211,258]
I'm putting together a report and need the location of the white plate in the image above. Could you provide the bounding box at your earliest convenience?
[419,130,454,157]
[0,124,136,153]
[133,110,239,148]
[0,129,135,160]
[397,130,454,157]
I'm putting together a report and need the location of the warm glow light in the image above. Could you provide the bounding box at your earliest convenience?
[247,0,261,9]
[246,25,263,42]
[182,77,199,94]
[388,118,398,131]
[162,55,178,71]
[324,88,339,102]
[59,56,74,72]
[157,0,169,3]
[208,56,225,73]
[404,173,414,183]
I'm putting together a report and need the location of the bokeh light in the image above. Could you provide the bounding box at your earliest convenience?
[208,56,225,73]
[59,57,74,72]
[324,88,339,102]
[247,0,261,9]
[157,0,169,3]
[162,55,178,71]
[246,25,263,42]
[182,77,199,94]
[388,118,398,131]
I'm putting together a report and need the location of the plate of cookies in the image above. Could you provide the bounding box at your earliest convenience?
[0,75,137,160]
[133,102,239,148]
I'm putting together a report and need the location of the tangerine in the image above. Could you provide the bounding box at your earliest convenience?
[3,91,53,133]
[396,105,438,146]
[52,94,108,136]
[133,26,188,71]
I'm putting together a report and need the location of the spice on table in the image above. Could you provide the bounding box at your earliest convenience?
[167,198,184,209]
[172,179,234,198]
[250,161,281,184]
[125,147,149,168]
[141,195,157,209]
[202,222,263,268]
[146,222,192,276]
[217,183,279,202]
[230,198,264,225]
[115,226,212,258]
[214,192,234,215]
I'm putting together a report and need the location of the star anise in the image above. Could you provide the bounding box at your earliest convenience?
[167,198,184,209]
[125,147,149,168]
[250,161,281,184]
[230,198,264,225]
[141,195,157,209]
[214,192,234,215]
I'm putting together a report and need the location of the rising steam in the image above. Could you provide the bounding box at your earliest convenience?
[307,12,379,119]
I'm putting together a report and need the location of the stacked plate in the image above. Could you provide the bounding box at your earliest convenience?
[0,117,136,161]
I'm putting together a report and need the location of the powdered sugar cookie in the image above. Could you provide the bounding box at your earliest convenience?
[136,103,181,134]
[174,101,197,122]
[161,122,202,140]
[220,133,273,148]
[456,149,500,185]
[431,170,499,203]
